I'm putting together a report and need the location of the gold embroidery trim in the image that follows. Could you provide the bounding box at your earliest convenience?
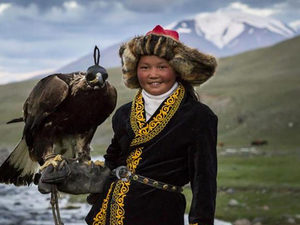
[109,147,143,225]
[92,182,114,225]
[94,84,185,224]
[131,91,146,132]
[126,147,143,173]
[130,83,185,146]
[110,179,130,225]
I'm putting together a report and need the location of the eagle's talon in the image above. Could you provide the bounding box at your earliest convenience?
[83,160,104,168]
[40,154,64,171]
[94,160,104,167]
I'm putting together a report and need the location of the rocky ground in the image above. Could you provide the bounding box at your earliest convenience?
[0,150,231,225]
[0,184,231,225]
[0,183,89,225]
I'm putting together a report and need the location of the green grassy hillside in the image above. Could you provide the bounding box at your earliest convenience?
[1,36,300,224]
[1,36,299,152]
[200,35,300,150]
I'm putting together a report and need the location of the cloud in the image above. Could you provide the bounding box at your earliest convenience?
[0,3,11,14]
[63,1,79,9]
[215,1,300,26]
[0,1,139,77]
[0,0,78,11]
[0,67,54,85]
[221,2,279,17]
[289,20,300,30]
[118,0,184,12]
[0,0,298,84]
[274,0,300,10]
[272,0,300,18]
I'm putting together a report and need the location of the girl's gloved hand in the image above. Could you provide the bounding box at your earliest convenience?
[38,159,111,195]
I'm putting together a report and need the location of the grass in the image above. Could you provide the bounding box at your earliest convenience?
[184,187,300,224]
[0,36,300,224]
[65,152,300,224]
[1,37,300,152]
[216,189,300,225]
[183,152,300,224]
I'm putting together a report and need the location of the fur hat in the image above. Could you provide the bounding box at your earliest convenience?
[119,25,217,88]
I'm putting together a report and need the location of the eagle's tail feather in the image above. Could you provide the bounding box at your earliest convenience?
[0,139,39,186]
[7,117,24,124]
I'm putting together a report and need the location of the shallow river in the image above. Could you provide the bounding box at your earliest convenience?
[0,184,231,225]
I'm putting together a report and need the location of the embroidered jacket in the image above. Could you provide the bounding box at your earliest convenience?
[86,84,218,225]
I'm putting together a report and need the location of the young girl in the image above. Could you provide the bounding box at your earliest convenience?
[86,25,218,225]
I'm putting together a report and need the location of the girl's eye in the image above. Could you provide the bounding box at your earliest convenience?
[140,66,148,70]
[158,65,167,69]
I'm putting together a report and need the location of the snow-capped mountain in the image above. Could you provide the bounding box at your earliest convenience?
[58,10,298,73]
[168,10,295,57]
[289,20,300,35]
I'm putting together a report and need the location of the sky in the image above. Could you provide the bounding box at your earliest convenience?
[0,0,299,84]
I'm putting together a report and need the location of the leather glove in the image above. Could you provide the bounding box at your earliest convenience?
[38,159,111,195]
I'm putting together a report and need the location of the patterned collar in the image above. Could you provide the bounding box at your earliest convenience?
[130,83,185,147]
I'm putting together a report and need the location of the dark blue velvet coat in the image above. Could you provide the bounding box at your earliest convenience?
[86,85,218,225]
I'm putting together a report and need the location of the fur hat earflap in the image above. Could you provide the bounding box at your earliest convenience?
[119,25,217,88]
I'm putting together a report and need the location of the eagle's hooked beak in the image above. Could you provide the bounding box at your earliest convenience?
[85,65,108,88]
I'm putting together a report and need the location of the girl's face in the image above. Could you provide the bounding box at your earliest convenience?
[137,55,176,95]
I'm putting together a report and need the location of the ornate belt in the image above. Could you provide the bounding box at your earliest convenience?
[113,166,183,193]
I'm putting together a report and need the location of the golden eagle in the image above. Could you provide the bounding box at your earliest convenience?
[0,47,117,186]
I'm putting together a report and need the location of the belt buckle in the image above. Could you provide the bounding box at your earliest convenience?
[114,166,131,182]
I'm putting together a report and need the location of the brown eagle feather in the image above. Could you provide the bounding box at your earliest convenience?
[0,72,117,185]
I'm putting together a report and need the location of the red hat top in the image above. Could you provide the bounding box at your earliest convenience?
[146,25,179,41]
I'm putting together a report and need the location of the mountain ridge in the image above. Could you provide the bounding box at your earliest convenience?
[57,10,298,74]
[0,35,299,151]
